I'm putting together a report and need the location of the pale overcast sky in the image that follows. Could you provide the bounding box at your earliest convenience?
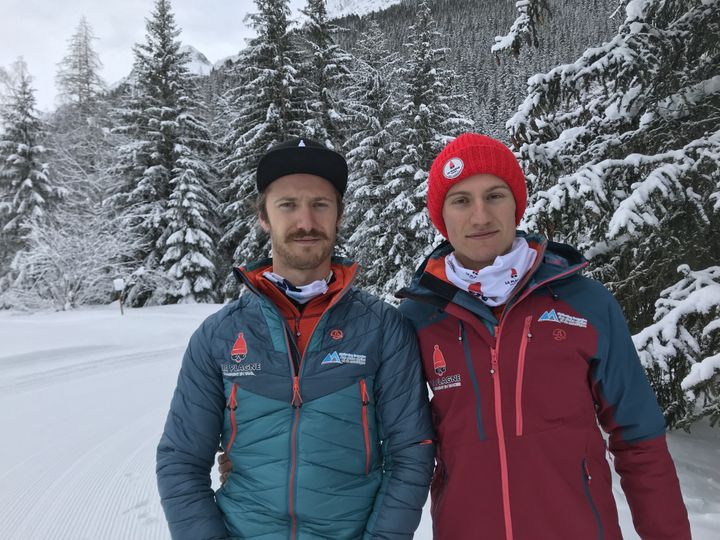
[0,0,307,111]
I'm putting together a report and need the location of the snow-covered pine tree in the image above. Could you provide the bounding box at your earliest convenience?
[160,154,220,303]
[342,20,401,279]
[0,58,63,283]
[492,0,551,58]
[299,0,353,149]
[55,16,105,114]
[218,0,305,293]
[634,265,720,428]
[508,0,720,427]
[109,0,218,305]
[361,1,473,299]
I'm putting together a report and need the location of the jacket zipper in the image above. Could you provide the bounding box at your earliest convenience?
[226,383,238,453]
[287,331,302,540]
[582,458,603,540]
[490,330,514,540]
[234,266,358,540]
[488,264,588,540]
[289,382,302,540]
[282,274,356,540]
[515,316,533,437]
[359,378,371,474]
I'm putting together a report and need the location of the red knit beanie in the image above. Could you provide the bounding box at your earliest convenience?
[427,133,527,238]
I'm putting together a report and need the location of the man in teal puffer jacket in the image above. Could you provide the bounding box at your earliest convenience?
[156,138,435,539]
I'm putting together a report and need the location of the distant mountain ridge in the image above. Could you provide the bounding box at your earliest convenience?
[326,0,404,18]
[181,45,213,77]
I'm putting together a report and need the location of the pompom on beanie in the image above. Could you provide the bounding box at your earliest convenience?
[427,133,527,238]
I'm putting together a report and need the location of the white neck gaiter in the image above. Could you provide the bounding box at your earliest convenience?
[444,238,537,306]
[262,271,331,304]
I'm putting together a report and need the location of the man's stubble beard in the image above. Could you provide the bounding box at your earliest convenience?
[270,229,336,271]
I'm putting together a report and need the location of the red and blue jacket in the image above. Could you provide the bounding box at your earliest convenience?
[398,235,690,540]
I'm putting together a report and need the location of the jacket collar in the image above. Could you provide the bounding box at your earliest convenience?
[397,231,588,322]
[233,255,358,302]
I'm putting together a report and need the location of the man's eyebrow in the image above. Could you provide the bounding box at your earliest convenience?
[273,195,333,202]
[447,185,511,197]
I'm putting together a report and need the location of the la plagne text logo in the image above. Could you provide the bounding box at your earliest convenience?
[538,309,588,328]
[430,373,462,392]
[322,351,367,366]
[222,362,262,377]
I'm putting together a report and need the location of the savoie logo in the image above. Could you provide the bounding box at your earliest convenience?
[538,309,588,328]
[322,351,367,366]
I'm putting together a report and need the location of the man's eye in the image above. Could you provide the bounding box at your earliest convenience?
[488,193,506,200]
[279,202,295,208]
[451,198,468,205]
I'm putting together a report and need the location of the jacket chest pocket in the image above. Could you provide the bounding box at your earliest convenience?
[516,318,597,431]
[359,378,371,475]
[514,316,534,436]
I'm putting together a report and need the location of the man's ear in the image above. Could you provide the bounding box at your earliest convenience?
[259,215,270,233]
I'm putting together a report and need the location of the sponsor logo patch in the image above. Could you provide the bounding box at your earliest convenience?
[538,309,587,328]
[553,329,567,341]
[432,344,447,376]
[322,351,367,366]
[329,329,344,341]
[230,332,248,362]
[443,157,464,179]
[430,373,462,392]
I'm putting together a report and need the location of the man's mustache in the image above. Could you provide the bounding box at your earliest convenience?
[285,230,329,241]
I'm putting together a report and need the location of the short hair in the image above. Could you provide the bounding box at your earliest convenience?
[256,189,344,222]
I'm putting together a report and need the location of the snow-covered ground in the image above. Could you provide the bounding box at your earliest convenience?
[0,304,717,539]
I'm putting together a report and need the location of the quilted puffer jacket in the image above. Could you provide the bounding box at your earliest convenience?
[157,257,435,540]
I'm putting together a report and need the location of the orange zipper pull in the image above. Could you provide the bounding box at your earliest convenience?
[490,325,500,375]
[227,383,238,410]
[292,375,303,408]
[360,378,369,405]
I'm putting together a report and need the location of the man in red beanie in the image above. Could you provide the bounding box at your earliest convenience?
[398,133,691,539]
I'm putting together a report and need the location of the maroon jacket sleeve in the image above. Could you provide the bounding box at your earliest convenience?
[611,435,691,540]
[591,290,691,539]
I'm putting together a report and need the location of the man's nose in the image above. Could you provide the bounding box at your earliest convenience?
[469,200,492,226]
[295,205,315,230]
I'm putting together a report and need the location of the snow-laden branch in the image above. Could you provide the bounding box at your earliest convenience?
[633,265,720,387]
